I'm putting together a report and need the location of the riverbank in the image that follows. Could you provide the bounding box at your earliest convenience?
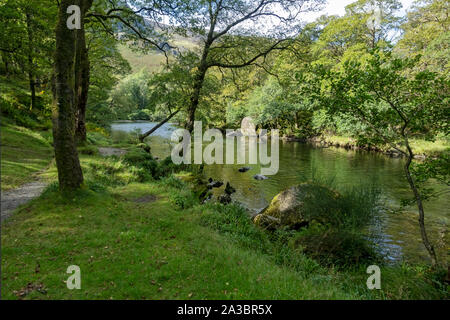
[304,134,449,159]
[1,125,448,300]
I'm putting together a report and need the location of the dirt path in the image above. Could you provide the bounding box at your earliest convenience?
[1,181,47,222]
[1,147,127,222]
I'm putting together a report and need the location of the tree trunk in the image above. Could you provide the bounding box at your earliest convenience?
[139,109,180,142]
[185,41,210,132]
[52,0,83,191]
[75,0,92,143]
[404,144,438,267]
[25,12,36,110]
[186,68,207,132]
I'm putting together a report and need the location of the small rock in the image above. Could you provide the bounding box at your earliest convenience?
[224,182,236,195]
[207,180,224,189]
[238,167,252,173]
[219,194,232,205]
[253,174,268,180]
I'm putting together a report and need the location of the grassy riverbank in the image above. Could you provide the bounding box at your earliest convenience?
[1,126,448,300]
[309,134,449,158]
[2,175,448,299]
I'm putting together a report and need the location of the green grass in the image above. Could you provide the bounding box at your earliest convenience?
[2,177,447,299]
[0,123,53,191]
[118,35,198,73]
[319,134,449,157]
[119,45,167,73]
[1,125,447,300]
[410,139,450,157]
[0,182,349,300]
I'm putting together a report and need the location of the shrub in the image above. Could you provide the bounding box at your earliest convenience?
[128,109,152,120]
[160,175,186,189]
[86,122,109,136]
[291,183,382,268]
[83,158,140,187]
[87,131,110,146]
[169,189,197,209]
[110,130,130,144]
[136,143,151,153]
[122,149,159,178]
[78,145,98,155]
[293,223,379,267]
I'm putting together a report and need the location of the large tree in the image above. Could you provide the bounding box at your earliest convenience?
[73,0,170,141]
[396,0,449,74]
[315,51,449,266]
[0,0,56,107]
[52,0,93,190]
[126,0,323,131]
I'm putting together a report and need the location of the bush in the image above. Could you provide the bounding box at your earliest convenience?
[169,189,197,209]
[160,175,186,189]
[293,223,379,267]
[83,158,142,187]
[86,122,109,136]
[136,143,151,153]
[199,203,326,275]
[122,149,159,178]
[110,130,131,144]
[128,109,152,121]
[290,182,382,268]
[87,131,110,146]
[78,145,98,155]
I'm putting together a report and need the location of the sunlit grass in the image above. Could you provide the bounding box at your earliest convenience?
[410,139,449,157]
[320,134,449,157]
[0,124,53,190]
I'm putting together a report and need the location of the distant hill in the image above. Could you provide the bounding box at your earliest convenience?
[119,31,199,73]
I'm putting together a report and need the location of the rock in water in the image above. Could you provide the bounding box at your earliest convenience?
[226,130,243,137]
[207,180,224,189]
[253,174,268,180]
[238,167,252,173]
[224,182,236,195]
[240,117,257,136]
[219,194,232,205]
[258,183,341,229]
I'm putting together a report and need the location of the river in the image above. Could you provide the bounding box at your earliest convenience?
[112,121,449,264]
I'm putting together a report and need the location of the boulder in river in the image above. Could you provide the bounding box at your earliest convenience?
[238,167,252,173]
[241,117,257,137]
[253,214,281,230]
[258,183,341,229]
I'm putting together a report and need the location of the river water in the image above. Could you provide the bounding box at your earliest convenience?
[112,121,449,264]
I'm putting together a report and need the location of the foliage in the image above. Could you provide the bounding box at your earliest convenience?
[396,0,449,74]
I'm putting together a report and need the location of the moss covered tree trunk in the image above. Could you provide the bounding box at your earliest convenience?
[75,0,93,143]
[52,0,83,190]
[25,12,36,110]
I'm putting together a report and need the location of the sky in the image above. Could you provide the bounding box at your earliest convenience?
[303,0,416,22]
